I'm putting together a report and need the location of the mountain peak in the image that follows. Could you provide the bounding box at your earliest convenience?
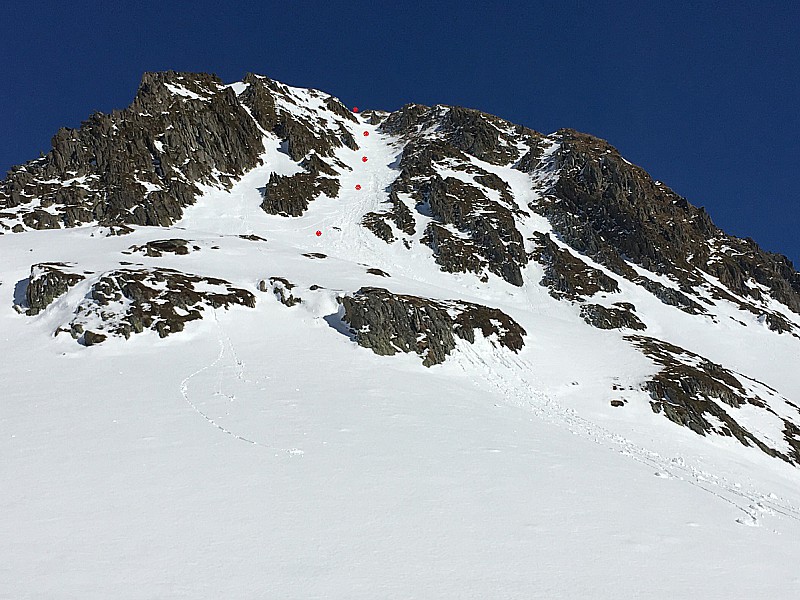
[2,69,799,467]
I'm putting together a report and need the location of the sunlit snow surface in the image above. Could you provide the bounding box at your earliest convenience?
[3,100,800,599]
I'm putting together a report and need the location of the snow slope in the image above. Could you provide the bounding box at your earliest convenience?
[2,83,800,599]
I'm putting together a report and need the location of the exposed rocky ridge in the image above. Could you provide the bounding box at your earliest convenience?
[0,71,359,231]
[5,72,795,328]
[239,73,357,159]
[381,103,542,166]
[340,287,526,367]
[628,335,800,465]
[1,72,263,231]
[541,129,800,317]
[238,74,358,218]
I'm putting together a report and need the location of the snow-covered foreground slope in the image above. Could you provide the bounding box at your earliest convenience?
[3,252,800,598]
[3,75,800,598]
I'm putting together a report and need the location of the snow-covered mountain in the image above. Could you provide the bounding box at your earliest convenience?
[3,71,800,598]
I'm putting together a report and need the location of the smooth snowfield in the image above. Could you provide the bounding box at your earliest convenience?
[2,107,800,599]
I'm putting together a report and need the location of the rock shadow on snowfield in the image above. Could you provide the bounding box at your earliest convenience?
[12,277,30,311]
[323,307,357,342]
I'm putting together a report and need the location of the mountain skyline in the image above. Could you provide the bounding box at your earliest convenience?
[3,2,799,265]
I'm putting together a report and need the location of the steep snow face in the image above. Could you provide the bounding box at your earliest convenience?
[2,73,800,598]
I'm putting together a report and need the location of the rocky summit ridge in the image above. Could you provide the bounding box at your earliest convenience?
[2,70,800,467]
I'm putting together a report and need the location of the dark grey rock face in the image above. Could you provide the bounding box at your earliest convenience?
[531,232,619,301]
[62,268,256,342]
[25,263,85,315]
[237,74,360,218]
[382,103,540,166]
[361,212,396,243]
[24,261,257,345]
[1,71,264,231]
[361,190,417,244]
[764,312,795,334]
[366,268,390,277]
[261,172,339,217]
[340,287,526,367]
[238,73,279,131]
[0,71,361,231]
[426,174,526,285]
[82,330,108,346]
[377,107,540,286]
[239,73,356,159]
[422,224,489,281]
[580,303,646,331]
[628,335,800,465]
[542,129,800,316]
[632,276,706,315]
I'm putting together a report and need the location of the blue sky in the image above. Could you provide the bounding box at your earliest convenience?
[3,1,798,264]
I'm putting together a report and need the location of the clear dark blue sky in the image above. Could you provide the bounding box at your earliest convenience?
[3,1,798,265]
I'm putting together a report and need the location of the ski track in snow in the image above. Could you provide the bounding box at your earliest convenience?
[455,342,800,528]
[179,309,303,455]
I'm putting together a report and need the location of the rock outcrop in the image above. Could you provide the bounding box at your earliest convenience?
[24,263,86,315]
[540,129,800,316]
[260,277,302,307]
[340,287,526,366]
[60,268,255,343]
[531,232,619,301]
[580,303,646,331]
[0,71,360,231]
[261,171,339,217]
[1,72,264,231]
[376,107,542,286]
[628,335,800,465]
[128,238,198,257]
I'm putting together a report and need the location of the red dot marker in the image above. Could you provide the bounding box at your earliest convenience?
[363,131,369,137]
[315,230,321,237]
[355,184,362,190]
[362,156,368,162]
[352,106,359,113]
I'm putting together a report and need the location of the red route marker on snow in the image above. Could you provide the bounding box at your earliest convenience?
[363,131,369,136]
[355,184,362,190]
[362,156,368,162]
[315,230,322,237]
[352,106,359,113]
